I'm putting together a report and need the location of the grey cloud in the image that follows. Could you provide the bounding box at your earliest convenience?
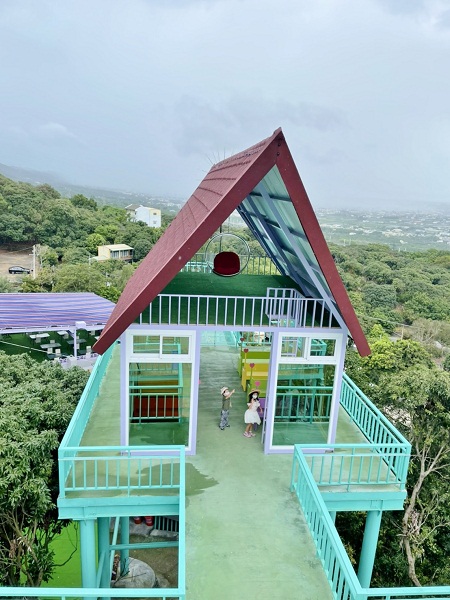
[34,122,82,143]
[373,0,429,16]
[435,8,450,28]
[173,96,347,160]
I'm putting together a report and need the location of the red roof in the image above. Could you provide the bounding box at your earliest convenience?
[94,128,370,356]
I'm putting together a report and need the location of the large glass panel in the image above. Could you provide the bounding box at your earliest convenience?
[310,338,336,357]
[128,361,191,446]
[280,336,305,358]
[162,336,190,355]
[133,335,160,354]
[271,363,335,446]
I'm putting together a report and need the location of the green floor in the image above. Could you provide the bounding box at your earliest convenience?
[0,330,99,360]
[77,342,334,598]
[161,272,297,297]
[186,344,333,600]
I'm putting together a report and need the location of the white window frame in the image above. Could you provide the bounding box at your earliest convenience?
[128,329,194,363]
[278,333,342,366]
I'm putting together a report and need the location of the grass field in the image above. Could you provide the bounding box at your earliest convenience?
[43,523,82,587]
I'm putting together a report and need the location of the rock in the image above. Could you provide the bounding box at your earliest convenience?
[113,557,156,588]
[150,528,178,539]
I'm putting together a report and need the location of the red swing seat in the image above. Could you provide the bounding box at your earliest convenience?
[213,251,241,276]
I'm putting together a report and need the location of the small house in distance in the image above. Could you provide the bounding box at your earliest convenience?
[126,204,162,228]
[97,243,133,262]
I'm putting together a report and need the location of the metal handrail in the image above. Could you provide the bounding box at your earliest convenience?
[141,294,336,329]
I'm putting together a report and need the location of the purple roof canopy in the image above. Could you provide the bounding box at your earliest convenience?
[0,293,115,332]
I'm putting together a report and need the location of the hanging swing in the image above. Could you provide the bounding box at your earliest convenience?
[204,232,251,276]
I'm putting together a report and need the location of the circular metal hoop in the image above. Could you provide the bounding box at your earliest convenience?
[204,233,251,276]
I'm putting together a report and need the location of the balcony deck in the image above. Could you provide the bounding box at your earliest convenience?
[63,338,408,599]
[136,272,340,330]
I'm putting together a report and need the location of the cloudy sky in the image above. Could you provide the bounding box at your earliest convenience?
[1,0,449,210]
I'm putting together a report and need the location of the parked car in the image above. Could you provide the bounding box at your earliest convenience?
[8,265,31,275]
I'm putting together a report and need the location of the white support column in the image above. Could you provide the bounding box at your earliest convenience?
[263,330,280,454]
[120,332,128,446]
[327,333,347,445]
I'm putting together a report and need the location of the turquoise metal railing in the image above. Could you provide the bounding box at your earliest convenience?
[291,446,450,600]
[59,445,183,497]
[130,386,183,421]
[275,386,333,423]
[130,360,184,422]
[59,343,114,449]
[0,587,186,599]
[302,444,409,490]
[340,374,411,488]
[130,362,179,378]
[181,252,280,275]
[291,445,360,599]
[341,373,409,447]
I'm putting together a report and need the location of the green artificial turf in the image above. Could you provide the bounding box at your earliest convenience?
[43,523,82,587]
[161,272,297,297]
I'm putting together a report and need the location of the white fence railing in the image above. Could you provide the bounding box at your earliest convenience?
[140,294,338,329]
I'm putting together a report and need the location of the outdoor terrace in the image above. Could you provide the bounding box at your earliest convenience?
[2,338,450,598]
[46,333,413,597]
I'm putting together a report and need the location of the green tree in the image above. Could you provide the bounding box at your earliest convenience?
[0,353,88,585]
[443,354,450,372]
[0,213,29,242]
[61,247,91,265]
[378,366,450,585]
[52,264,104,293]
[70,194,97,210]
[345,337,450,586]
[133,237,153,261]
[20,267,55,292]
[39,246,59,267]
[85,233,106,256]
[363,260,393,284]
[35,183,61,200]
[362,283,397,310]
[95,224,118,243]
[0,276,14,293]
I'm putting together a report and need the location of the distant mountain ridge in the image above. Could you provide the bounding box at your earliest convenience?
[0,162,185,212]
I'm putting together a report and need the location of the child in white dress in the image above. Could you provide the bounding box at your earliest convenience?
[243,390,261,437]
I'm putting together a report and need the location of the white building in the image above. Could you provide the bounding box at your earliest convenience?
[126,204,161,228]
[97,244,133,262]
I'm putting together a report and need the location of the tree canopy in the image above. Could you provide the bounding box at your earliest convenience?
[0,353,89,586]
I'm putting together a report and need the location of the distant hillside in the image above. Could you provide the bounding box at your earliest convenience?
[0,163,185,213]
[0,162,64,188]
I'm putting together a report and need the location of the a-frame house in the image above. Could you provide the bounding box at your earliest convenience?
[5,128,439,599]
[93,127,371,455]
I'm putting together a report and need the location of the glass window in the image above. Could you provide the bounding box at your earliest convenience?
[129,361,192,447]
[162,336,190,355]
[133,335,160,354]
[132,333,192,358]
[271,364,336,447]
[280,336,305,358]
[310,338,336,357]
